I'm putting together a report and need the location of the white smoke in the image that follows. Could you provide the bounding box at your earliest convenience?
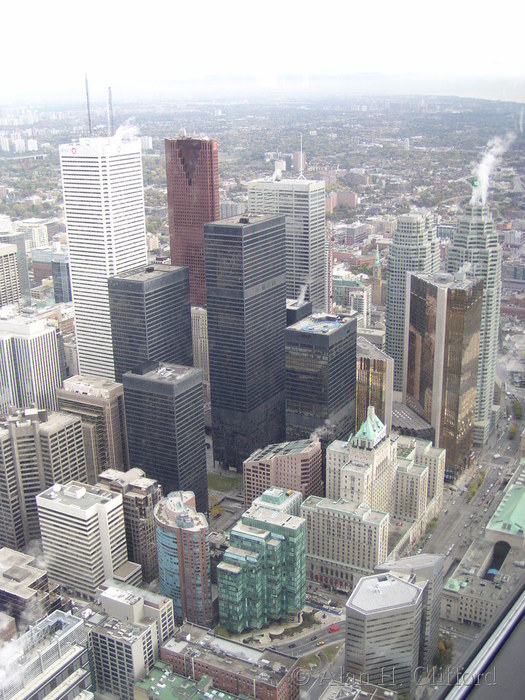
[470,133,515,205]
[297,277,311,305]
[114,118,140,142]
[309,419,334,442]
[0,635,24,694]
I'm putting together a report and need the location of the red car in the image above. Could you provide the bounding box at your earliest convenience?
[329,624,340,632]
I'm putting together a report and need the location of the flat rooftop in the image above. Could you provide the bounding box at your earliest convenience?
[347,573,421,613]
[38,482,117,510]
[61,375,123,396]
[356,336,392,361]
[163,623,296,686]
[135,662,242,700]
[246,439,318,461]
[90,614,151,644]
[111,264,185,283]
[289,313,354,336]
[301,495,388,525]
[99,579,172,608]
[154,493,207,531]
[243,505,304,531]
[0,548,47,601]
[125,362,199,384]
[412,271,483,292]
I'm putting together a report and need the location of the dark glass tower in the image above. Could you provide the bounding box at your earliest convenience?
[108,264,193,383]
[285,313,357,449]
[166,137,219,307]
[123,362,208,514]
[52,251,72,303]
[204,214,287,470]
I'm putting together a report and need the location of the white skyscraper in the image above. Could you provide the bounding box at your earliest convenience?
[386,212,439,392]
[447,203,502,445]
[0,316,62,416]
[248,178,327,311]
[60,137,148,378]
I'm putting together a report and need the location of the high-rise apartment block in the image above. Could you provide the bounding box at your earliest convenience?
[345,572,423,696]
[0,611,91,700]
[37,481,142,598]
[205,214,287,470]
[217,505,305,633]
[285,313,357,452]
[154,492,213,627]
[108,264,192,382]
[60,137,148,378]
[404,272,483,481]
[386,213,439,392]
[0,244,20,308]
[123,363,208,513]
[248,178,327,311]
[161,623,300,700]
[376,554,444,667]
[166,137,219,306]
[243,439,322,508]
[356,337,393,434]
[57,375,130,483]
[0,227,30,299]
[0,316,62,416]
[446,203,502,445]
[0,408,86,549]
[98,468,163,582]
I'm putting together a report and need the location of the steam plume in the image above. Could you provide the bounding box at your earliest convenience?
[114,118,140,142]
[470,133,515,205]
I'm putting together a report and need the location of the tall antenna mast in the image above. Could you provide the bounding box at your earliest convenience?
[85,74,92,136]
[107,86,114,137]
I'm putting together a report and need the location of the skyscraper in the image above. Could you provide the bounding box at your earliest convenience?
[285,312,357,453]
[59,137,148,378]
[123,362,208,514]
[356,337,393,434]
[57,374,130,483]
[0,223,30,300]
[0,244,20,308]
[248,178,327,310]
[404,272,483,481]
[165,137,219,306]
[108,264,192,382]
[154,492,213,627]
[204,214,287,470]
[447,203,502,445]
[51,248,72,303]
[386,213,439,392]
[0,316,62,416]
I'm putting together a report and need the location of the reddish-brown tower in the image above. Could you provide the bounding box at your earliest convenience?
[165,137,219,306]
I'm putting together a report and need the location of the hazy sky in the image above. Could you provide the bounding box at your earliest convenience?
[3,0,525,102]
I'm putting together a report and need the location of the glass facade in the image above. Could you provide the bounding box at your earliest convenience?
[205,215,287,470]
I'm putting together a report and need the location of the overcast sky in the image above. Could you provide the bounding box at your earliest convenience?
[3,0,525,103]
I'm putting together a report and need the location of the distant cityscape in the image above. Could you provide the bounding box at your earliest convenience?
[0,92,524,700]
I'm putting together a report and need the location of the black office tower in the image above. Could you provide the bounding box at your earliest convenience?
[108,265,193,382]
[204,214,287,470]
[123,362,208,513]
[286,313,357,448]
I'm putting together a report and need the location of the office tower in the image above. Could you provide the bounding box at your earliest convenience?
[0,548,57,631]
[154,492,213,626]
[386,213,439,392]
[161,624,299,700]
[89,594,158,700]
[123,363,208,513]
[98,468,163,582]
[376,554,444,667]
[0,611,91,700]
[57,375,129,483]
[165,137,219,306]
[51,248,72,302]
[37,481,142,598]
[243,439,322,508]
[344,572,423,696]
[0,408,87,549]
[285,313,357,451]
[217,505,306,633]
[0,227,30,299]
[248,178,327,310]
[191,306,210,400]
[446,203,502,445]
[286,298,312,326]
[356,337,393,434]
[60,137,148,378]
[0,244,20,308]
[205,214,287,470]
[404,272,483,481]
[108,264,192,382]
[0,316,62,416]
[371,245,386,306]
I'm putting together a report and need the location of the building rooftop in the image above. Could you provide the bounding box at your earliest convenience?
[486,485,525,538]
[0,548,47,601]
[61,375,123,398]
[412,270,483,292]
[347,573,422,614]
[289,312,355,336]
[99,579,172,608]
[37,481,118,511]
[90,614,151,645]
[243,505,305,532]
[125,362,200,384]
[377,553,443,578]
[356,336,391,362]
[302,495,388,525]
[246,439,319,461]
[154,493,207,531]
[111,264,185,283]
[353,405,386,446]
[392,402,434,435]
[135,662,242,700]
[163,623,297,686]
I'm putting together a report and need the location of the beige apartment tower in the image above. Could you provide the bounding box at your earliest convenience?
[0,244,20,308]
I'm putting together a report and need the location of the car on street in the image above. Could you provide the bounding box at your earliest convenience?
[329,624,340,632]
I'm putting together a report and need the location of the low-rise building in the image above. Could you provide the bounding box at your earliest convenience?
[135,662,243,700]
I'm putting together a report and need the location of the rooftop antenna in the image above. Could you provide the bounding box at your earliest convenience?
[85,74,92,136]
[107,86,114,137]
